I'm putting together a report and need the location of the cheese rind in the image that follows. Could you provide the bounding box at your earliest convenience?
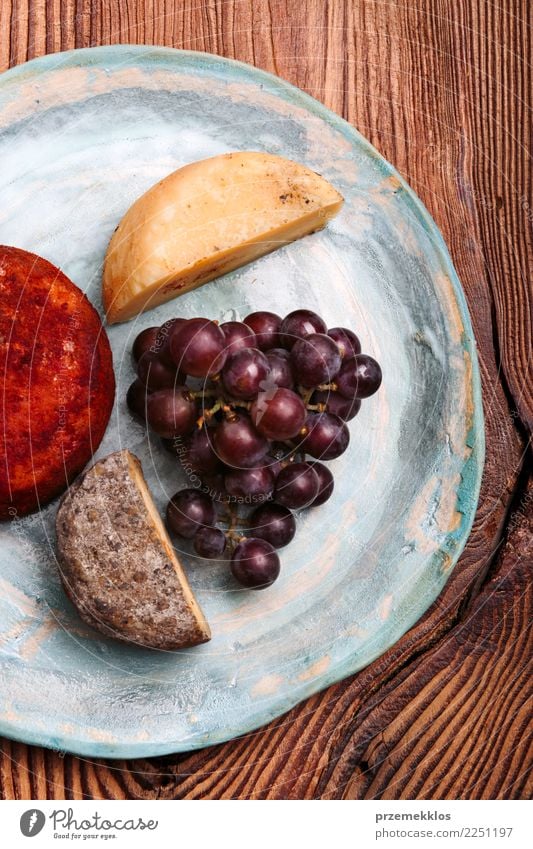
[56,450,211,650]
[103,151,344,323]
[0,245,115,519]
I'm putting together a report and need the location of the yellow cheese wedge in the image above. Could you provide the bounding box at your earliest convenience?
[103,151,344,324]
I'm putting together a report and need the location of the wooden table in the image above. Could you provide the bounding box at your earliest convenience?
[0,0,531,800]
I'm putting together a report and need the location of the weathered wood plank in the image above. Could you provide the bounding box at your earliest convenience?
[0,0,530,800]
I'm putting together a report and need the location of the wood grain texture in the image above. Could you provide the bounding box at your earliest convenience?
[0,0,531,800]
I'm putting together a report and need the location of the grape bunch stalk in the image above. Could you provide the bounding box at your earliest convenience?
[127,309,382,589]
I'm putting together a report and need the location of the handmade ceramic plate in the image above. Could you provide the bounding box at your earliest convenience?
[0,46,483,757]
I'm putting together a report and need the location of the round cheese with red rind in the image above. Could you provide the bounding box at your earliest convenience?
[0,246,115,519]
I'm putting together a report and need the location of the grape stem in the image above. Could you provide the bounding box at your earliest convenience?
[226,530,246,544]
[224,528,247,551]
[317,382,338,392]
[197,398,225,427]
[222,404,238,421]
[298,386,315,405]
[279,446,307,469]
[189,389,219,399]
[226,528,243,540]
[220,502,249,548]
[196,391,251,427]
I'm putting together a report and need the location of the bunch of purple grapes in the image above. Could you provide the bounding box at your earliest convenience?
[127,309,382,589]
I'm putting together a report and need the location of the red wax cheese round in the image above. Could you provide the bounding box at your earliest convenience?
[0,246,115,519]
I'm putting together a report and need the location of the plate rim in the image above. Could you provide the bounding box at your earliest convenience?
[0,44,485,758]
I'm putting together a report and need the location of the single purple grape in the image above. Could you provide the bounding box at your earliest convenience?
[181,427,221,475]
[224,465,276,499]
[166,489,217,539]
[213,414,269,469]
[170,318,227,377]
[231,538,281,589]
[312,390,361,421]
[249,503,296,548]
[265,348,295,389]
[194,526,227,558]
[145,387,197,438]
[155,318,186,366]
[222,348,271,400]
[137,350,179,391]
[310,462,335,506]
[290,332,342,387]
[220,321,257,355]
[279,309,327,349]
[244,311,282,350]
[336,354,382,399]
[132,326,160,363]
[274,462,320,509]
[126,378,150,420]
[200,473,229,503]
[300,412,349,460]
[251,388,307,440]
[327,327,361,359]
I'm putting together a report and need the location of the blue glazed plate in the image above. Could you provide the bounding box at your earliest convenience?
[0,46,484,758]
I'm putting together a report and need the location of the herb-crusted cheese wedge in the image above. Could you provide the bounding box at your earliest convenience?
[56,450,211,650]
[103,151,344,324]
